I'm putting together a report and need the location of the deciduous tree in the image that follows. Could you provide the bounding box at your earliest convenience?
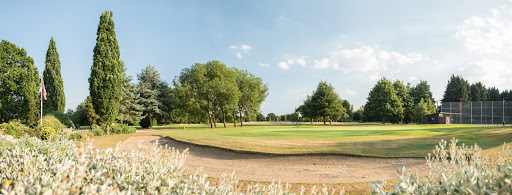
[235,69,268,127]
[0,40,40,125]
[364,78,403,123]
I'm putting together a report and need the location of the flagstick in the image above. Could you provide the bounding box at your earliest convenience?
[41,76,43,125]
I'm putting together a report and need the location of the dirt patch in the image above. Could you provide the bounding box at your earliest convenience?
[118,136,430,184]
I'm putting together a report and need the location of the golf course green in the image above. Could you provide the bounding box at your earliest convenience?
[151,122,512,157]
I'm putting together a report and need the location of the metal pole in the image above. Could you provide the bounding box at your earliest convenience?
[503,99,505,124]
[481,101,483,124]
[40,76,43,125]
[471,101,473,124]
[492,101,494,124]
[450,102,452,123]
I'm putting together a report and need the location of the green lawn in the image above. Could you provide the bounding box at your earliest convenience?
[150,122,512,157]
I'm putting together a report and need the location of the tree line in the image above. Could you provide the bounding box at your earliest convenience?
[442,74,512,102]
[1,10,268,132]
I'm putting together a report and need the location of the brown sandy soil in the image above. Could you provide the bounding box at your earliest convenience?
[118,135,430,184]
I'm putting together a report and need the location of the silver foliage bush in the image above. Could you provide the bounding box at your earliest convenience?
[0,133,342,194]
[371,138,512,194]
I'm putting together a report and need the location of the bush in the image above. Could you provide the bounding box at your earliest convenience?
[0,134,341,194]
[0,122,28,138]
[103,123,136,135]
[371,138,512,194]
[69,131,94,141]
[92,129,104,136]
[49,112,75,129]
[69,132,85,141]
[34,115,67,140]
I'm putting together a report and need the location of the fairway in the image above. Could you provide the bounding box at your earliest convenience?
[153,123,512,157]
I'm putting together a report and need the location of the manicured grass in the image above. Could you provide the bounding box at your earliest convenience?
[152,122,512,157]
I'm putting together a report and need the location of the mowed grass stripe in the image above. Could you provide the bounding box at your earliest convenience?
[151,123,512,157]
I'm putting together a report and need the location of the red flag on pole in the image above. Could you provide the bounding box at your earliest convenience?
[41,77,47,100]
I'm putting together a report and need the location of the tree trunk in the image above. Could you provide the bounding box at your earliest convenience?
[329,118,332,124]
[323,116,326,124]
[233,113,237,127]
[106,124,110,135]
[212,112,217,128]
[311,118,313,124]
[149,114,152,129]
[223,112,227,128]
[240,109,244,127]
[208,110,213,128]
[382,116,385,124]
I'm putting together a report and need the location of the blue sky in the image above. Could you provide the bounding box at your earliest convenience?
[2,0,512,115]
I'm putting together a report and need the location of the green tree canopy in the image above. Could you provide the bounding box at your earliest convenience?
[487,87,501,101]
[364,78,403,123]
[0,40,40,125]
[235,69,268,127]
[118,61,143,125]
[442,75,470,102]
[42,37,65,114]
[470,82,487,101]
[309,81,346,124]
[174,61,245,128]
[88,10,123,135]
[137,65,162,129]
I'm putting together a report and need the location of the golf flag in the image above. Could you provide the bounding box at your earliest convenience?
[41,77,47,100]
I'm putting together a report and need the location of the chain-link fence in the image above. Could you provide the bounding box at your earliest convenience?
[439,101,512,124]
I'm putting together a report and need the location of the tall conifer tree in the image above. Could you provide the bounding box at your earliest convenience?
[88,11,122,135]
[43,37,65,113]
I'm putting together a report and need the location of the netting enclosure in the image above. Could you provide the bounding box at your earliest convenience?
[439,101,512,124]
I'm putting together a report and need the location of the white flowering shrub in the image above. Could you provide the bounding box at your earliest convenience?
[371,138,512,194]
[0,134,342,194]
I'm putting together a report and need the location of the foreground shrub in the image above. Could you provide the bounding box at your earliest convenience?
[371,138,512,194]
[0,122,28,138]
[49,111,75,129]
[32,115,67,140]
[0,134,342,194]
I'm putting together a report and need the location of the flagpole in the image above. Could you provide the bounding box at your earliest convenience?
[41,75,43,125]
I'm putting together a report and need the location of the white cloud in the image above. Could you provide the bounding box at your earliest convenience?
[312,58,331,69]
[344,90,358,96]
[455,8,512,89]
[310,45,425,72]
[287,59,294,65]
[409,76,418,81]
[229,44,253,60]
[241,44,252,52]
[258,63,269,67]
[278,62,290,69]
[368,72,381,81]
[297,59,307,66]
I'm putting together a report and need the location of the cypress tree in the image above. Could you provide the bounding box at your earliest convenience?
[88,11,123,135]
[0,40,40,125]
[43,37,65,114]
